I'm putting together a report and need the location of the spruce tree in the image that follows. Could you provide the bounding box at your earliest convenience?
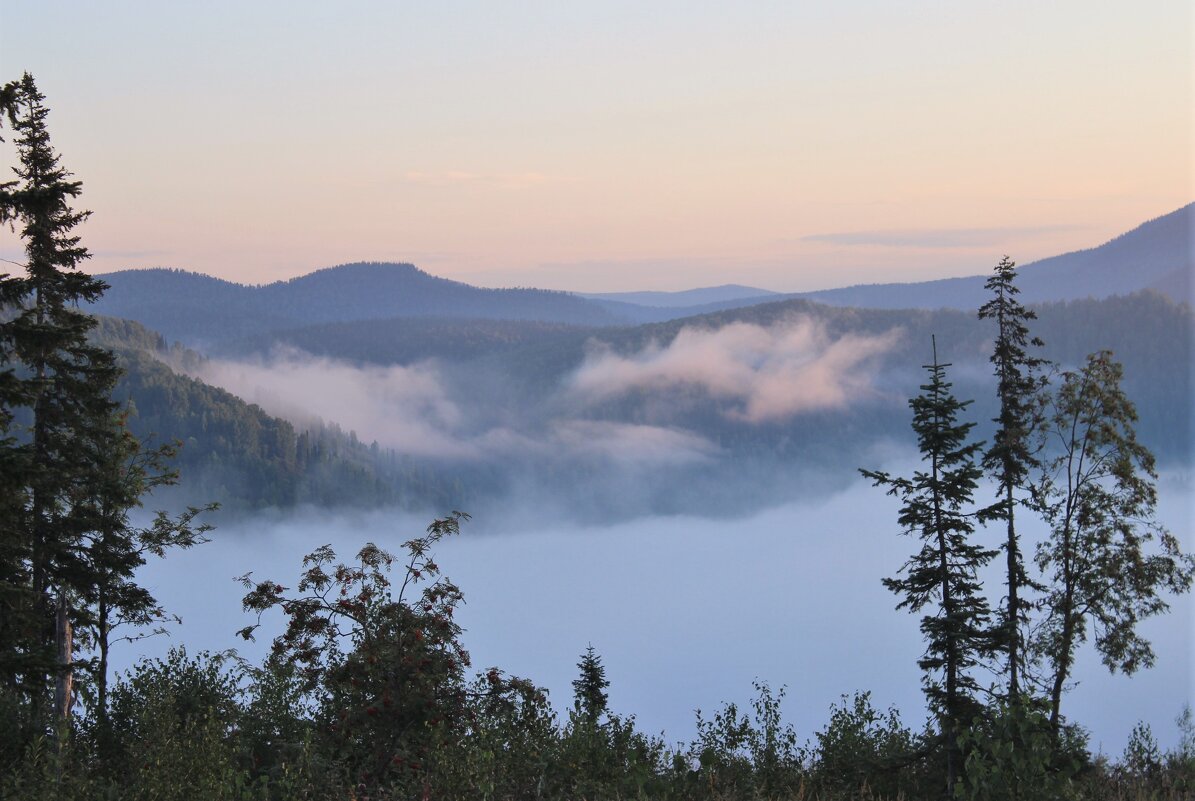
[1030,351,1194,735]
[572,644,610,725]
[977,256,1047,699]
[0,73,120,735]
[862,339,995,795]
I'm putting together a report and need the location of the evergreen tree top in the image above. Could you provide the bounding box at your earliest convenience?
[573,644,610,723]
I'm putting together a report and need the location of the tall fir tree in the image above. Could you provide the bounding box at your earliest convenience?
[0,73,120,736]
[977,256,1047,699]
[1030,351,1194,735]
[863,338,996,795]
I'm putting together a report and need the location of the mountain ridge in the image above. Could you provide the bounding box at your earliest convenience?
[793,203,1192,310]
[86,204,1192,348]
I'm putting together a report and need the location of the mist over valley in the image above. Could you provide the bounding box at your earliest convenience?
[87,209,1195,757]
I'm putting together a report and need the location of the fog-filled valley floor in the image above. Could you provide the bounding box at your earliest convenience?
[120,464,1194,757]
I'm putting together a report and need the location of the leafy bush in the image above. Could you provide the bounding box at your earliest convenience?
[957,695,1085,801]
[807,691,924,799]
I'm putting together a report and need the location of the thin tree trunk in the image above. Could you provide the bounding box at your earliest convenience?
[932,431,959,796]
[1006,484,1020,698]
[1049,559,1076,735]
[54,590,72,736]
[97,588,110,727]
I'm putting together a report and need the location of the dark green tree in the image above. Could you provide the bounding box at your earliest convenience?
[572,644,610,725]
[71,415,214,724]
[1030,351,1194,735]
[0,72,120,737]
[862,339,996,795]
[977,255,1048,699]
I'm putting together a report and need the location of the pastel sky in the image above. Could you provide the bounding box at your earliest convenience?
[0,1,1190,292]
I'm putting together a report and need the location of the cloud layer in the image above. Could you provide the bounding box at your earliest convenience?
[569,317,899,423]
[195,347,477,459]
[801,226,1080,249]
[187,317,898,481]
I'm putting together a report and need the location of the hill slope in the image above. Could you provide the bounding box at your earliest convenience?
[92,317,463,513]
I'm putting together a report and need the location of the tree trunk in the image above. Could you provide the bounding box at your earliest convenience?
[54,590,73,736]
[1049,557,1076,735]
[1005,484,1020,698]
[97,588,110,726]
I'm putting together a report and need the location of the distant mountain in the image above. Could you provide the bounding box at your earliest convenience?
[89,262,632,347]
[86,206,1192,347]
[794,203,1193,310]
[579,284,779,308]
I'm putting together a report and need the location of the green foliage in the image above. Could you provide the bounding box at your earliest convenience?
[1030,351,1194,732]
[807,691,924,799]
[101,647,256,801]
[434,668,558,800]
[552,708,670,801]
[687,680,804,799]
[957,696,1085,801]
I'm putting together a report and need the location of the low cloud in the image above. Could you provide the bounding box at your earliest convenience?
[185,319,895,476]
[802,225,1079,249]
[549,420,718,466]
[569,318,899,423]
[194,347,478,459]
[189,348,718,468]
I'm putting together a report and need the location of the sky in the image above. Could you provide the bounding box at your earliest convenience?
[0,1,1191,292]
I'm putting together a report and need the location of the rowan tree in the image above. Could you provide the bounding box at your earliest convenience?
[238,512,471,794]
[1030,351,1194,735]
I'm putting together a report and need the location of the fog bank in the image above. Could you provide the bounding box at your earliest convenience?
[121,470,1193,756]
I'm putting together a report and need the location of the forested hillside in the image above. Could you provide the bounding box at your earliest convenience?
[219,290,1191,468]
[91,318,463,512]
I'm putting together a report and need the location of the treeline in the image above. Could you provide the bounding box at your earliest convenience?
[3,74,1194,801]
